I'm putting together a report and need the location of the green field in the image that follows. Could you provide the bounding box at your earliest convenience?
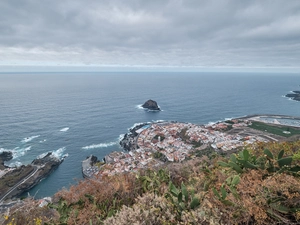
[249,121,300,137]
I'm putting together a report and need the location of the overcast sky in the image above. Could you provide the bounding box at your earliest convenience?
[1,0,300,70]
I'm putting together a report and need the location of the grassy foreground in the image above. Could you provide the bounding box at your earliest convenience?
[2,141,300,225]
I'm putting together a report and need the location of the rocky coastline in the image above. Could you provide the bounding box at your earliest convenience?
[285,90,300,101]
[0,152,64,202]
[119,122,150,151]
[0,152,13,170]
[81,114,300,179]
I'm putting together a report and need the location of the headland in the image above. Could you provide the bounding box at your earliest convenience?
[0,152,65,202]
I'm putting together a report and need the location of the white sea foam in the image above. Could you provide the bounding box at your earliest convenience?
[21,135,40,143]
[135,104,144,109]
[37,152,49,159]
[5,161,23,167]
[60,127,69,132]
[136,104,163,111]
[39,139,47,143]
[51,147,66,159]
[152,120,165,123]
[82,142,117,150]
[11,146,32,159]
[128,122,145,130]
[0,147,12,153]
[118,134,125,142]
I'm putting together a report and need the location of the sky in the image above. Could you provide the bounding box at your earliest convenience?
[0,0,300,72]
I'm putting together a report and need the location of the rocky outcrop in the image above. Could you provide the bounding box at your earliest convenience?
[286,91,300,101]
[0,152,13,170]
[142,99,160,111]
[119,123,149,151]
[0,152,64,201]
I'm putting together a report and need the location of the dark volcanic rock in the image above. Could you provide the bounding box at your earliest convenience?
[0,152,64,201]
[0,151,13,170]
[0,152,13,162]
[119,123,149,151]
[142,99,160,110]
[285,90,300,101]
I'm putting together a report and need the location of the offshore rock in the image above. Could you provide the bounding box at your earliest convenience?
[142,99,160,111]
[286,90,300,101]
[0,152,13,170]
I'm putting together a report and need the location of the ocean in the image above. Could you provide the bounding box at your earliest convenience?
[0,71,299,198]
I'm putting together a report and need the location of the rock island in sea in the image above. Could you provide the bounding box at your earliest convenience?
[285,90,300,101]
[142,99,160,111]
[82,114,300,178]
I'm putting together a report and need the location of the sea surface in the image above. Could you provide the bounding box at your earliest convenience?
[0,71,299,198]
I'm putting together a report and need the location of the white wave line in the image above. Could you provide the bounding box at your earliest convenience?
[82,142,117,150]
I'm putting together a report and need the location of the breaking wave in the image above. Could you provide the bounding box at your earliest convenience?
[128,122,150,131]
[60,127,69,132]
[136,104,162,112]
[11,146,32,159]
[0,147,11,153]
[152,120,165,123]
[21,135,40,143]
[118,134,125,142]
[51,147,66,159]
[37,148,68,160]
[37,152,49,159]
[6,161,23,167]
[135,104,144,110]
[82,142,117,150]
[1,146,31,161]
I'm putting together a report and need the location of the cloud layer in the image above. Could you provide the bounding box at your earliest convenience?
[1,0,300,68]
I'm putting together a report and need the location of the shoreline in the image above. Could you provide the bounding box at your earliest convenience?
[0,152,65,203]
[83,114,300,178]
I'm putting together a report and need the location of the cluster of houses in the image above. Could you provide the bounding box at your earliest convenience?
[92,148,163,177]
[89,120,269,177]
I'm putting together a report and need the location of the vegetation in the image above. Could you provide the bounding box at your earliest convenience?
[2,141,300,224]
[249,121,300,137]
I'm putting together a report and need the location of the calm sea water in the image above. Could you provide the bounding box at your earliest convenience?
[0,72,299,198]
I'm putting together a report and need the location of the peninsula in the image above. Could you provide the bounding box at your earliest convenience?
[83,114,300,178]
[0,152,65,202]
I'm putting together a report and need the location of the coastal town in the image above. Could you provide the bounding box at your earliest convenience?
[82,115,300,178]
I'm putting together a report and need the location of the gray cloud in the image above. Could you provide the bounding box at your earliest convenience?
[0,0,300,68]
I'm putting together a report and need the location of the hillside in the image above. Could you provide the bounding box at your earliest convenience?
[1,140,300,225]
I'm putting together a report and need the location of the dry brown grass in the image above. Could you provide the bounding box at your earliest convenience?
[1,141,300,224]
[1,198,59,225]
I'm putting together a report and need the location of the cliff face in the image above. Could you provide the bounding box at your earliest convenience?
[142,99,160,111]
